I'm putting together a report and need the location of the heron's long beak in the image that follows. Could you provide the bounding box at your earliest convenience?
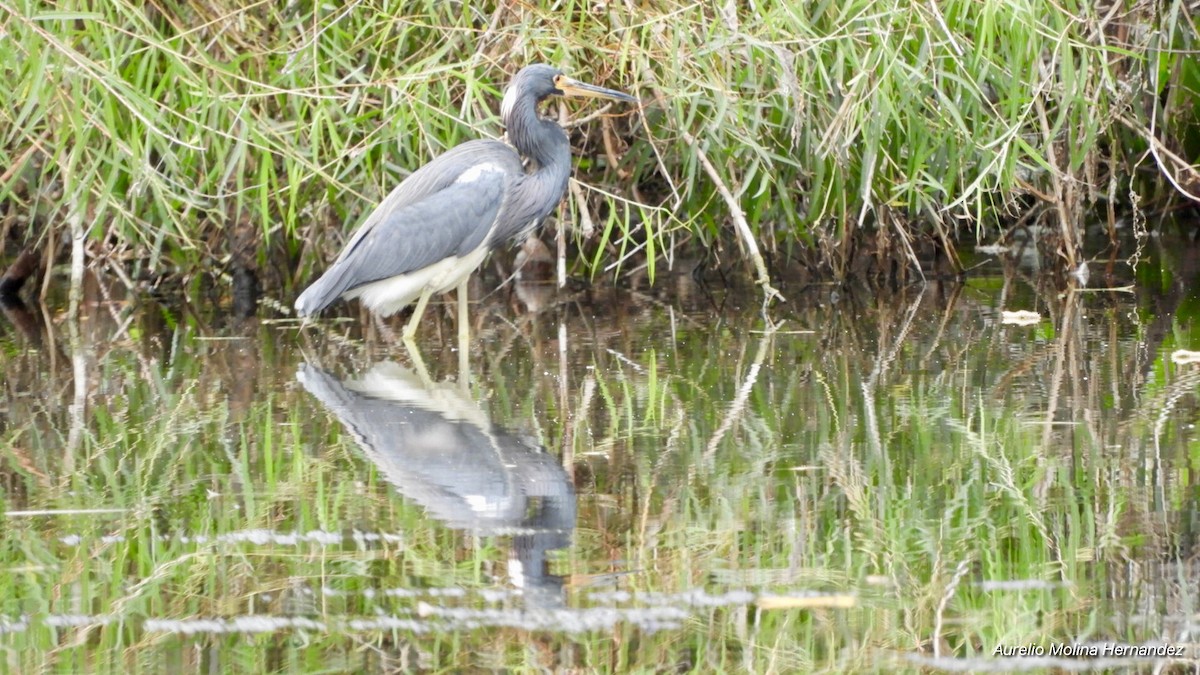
[556,77,638,104]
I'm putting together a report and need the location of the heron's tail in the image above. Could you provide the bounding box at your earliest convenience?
[294,268,349,317]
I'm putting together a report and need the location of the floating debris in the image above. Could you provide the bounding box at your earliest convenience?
[144,616,328,635]
[1000,310,1042,326]
[1071,262,1090,286]
[44,614,115,628]
[57,529,407,548]
[0,616,29,634]
[414,603,690,633]
[584,589,755,607]
[756,593,857,610]
[975,244,1012,256]
[1170,350,1200,365]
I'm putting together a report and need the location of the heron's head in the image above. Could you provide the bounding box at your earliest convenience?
[501,64,637,121]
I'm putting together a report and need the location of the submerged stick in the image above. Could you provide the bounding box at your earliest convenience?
[680,129,784,321]
[1034,96,1079,270]
[643,81,782,323]
[66,197,87,461]
[1120,113,1200,203]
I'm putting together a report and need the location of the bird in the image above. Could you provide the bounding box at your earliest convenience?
[294,64,637,341]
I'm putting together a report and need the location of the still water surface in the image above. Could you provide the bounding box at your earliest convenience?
[1,250,1199,672]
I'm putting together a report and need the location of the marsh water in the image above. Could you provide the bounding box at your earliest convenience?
[2,240,1199,673]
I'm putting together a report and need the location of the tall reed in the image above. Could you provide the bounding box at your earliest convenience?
[0,0,1190,299]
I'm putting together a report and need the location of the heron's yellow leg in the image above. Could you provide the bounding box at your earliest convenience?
[402,287,433,342]
[457,278,471,390]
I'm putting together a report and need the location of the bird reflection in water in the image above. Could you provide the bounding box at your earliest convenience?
[297,362,575,608]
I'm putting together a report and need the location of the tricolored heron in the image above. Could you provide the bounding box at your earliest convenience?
[294,64,637,341]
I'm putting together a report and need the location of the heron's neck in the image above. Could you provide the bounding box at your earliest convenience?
[506,98,570,176]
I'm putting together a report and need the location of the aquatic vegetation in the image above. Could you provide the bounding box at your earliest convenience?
[2,260,1198,671]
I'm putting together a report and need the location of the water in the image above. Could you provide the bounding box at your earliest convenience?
[1,248,1199,672]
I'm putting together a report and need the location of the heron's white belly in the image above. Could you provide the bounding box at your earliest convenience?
[346,243,491,317]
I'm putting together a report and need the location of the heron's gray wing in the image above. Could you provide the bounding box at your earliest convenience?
[295,141,522,316]
[339,175,504,284]
[333,140,522,265]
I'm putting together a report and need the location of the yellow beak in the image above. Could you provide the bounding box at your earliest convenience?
[556,76,638,104]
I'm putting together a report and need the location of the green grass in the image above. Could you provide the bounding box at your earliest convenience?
[1,0,1195,298]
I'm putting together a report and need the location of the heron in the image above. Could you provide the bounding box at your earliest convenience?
[294,64,637,342]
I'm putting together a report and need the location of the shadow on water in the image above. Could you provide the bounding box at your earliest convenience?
[2,235,1200,672]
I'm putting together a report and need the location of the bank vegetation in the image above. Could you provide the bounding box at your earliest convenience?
[1,0,1197,307]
